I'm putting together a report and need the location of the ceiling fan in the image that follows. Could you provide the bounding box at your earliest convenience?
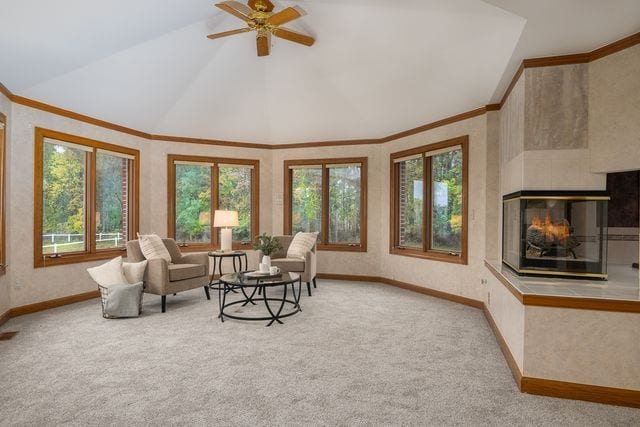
[207,0,315,57]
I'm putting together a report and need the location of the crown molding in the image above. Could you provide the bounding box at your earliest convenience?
[1,31,638,149]
[499,31,640,108]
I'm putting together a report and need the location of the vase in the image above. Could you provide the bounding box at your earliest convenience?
[262,255,271,268]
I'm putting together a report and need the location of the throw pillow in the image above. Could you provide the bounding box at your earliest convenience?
[137,233,171,263]
[287,232,319,259]
[87,256,128,288]
[123,260,148,285]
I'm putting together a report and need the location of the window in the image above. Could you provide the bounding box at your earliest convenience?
[0,113,6,274]
[284,158,367,251]
[34,128,139,267]
[390,136,468,264]
[168,155,259,250]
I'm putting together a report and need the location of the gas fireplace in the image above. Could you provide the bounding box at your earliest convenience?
[502,191,609,279]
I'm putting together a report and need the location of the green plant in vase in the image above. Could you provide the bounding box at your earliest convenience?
[253,233,282,268]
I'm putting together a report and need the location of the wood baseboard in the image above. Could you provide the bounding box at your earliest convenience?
[521,377,640,409]
[316,273,483,309]
[482,303,640,408]
[4,277,638,408]
[0,308,10,327]
[316,273,383,283]
[10,290,100,318]
[482,305,523,386]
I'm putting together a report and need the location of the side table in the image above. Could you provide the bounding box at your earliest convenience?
[208,250,249,291]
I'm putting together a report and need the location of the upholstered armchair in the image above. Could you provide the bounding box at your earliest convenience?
[267,235,317,296]
[126,238,210,312]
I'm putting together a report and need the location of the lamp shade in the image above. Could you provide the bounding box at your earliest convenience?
[213,210,239,227]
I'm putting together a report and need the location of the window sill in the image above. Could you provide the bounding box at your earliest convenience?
[390,247,467,265]
[34,249,127,268]
[178,242,254,253]
[317,244,367,253]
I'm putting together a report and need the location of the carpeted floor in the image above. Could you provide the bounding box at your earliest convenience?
[0,280,637,426]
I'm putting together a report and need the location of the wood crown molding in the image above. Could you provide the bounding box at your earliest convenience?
[484,261,640,313]
[499,31,640,107]
[0,31,638,149]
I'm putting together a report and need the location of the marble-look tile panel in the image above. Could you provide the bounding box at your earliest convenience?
[499,73,525,163]
[524,64,588,151]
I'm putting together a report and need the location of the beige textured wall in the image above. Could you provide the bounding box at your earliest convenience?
[499,73,525,195]
[0,92,11,316]
[147,139,273,274]
[589,44,640,174]
[486,274,524,370]
[271,144,384,277]
[3,99,493,308]
[4,104,276,307]
[7,104,150,307]
[524,306,640,390]
[485,111,501,261]
[380,116,489,302]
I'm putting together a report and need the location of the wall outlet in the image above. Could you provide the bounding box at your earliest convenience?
[481,278,487,285]
[14,281,21,289]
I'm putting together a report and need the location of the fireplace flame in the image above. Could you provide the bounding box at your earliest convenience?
[531,215,571,242]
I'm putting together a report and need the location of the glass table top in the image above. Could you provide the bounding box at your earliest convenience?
[219,272,300,287]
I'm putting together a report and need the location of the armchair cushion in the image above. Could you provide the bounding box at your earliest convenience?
[168,264,206,282]
[270,258,305,272]
[137,233,171,263]
[287,232,319,259]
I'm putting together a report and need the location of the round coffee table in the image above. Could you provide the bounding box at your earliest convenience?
[217,272,302,326]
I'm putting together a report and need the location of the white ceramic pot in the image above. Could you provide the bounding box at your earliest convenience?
[262,255,271,268]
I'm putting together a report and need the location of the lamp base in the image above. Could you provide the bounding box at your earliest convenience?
[221,228,233,252]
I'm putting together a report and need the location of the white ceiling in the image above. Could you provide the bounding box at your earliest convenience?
[0,0,639,144]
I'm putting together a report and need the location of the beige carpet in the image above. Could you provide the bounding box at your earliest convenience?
[0,280,637,426]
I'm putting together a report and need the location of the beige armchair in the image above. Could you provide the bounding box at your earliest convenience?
[126,238,210,312]
[268,235,317,297]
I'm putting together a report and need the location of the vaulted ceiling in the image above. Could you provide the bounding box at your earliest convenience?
[0,0,639,144]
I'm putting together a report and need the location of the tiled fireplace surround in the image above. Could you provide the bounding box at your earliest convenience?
[486,46,640,404]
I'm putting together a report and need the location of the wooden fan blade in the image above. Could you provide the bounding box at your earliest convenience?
[215,1,253,22]
[273,27,315,46]
[248,0,274,12]
[207,28,251,40]
[257,34,270,57]
[267,7,304,26]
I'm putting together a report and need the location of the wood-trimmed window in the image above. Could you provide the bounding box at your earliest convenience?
[0,113,6,274]
[167,154,259,251]
[34,128,140,268]
[390,136,468,264]
[284,158,368,252]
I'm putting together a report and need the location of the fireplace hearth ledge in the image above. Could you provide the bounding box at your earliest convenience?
[485,259,640,307]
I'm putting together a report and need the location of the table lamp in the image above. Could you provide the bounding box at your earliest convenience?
[214,210,238,252]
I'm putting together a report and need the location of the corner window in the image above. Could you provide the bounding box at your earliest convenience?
[34,128,140,267]
[284,158,367,251]
[390,136,468,264]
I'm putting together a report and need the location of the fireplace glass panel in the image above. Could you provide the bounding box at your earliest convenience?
[503,192,609,279]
